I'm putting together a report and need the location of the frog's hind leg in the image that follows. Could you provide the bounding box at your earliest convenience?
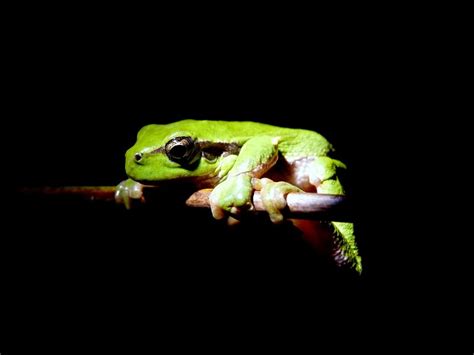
[309,157,362,273]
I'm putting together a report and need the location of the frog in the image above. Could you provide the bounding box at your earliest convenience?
[115,119,361,273]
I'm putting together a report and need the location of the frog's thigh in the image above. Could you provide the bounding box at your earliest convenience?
[308,156,345,194]
[307,157,361,273]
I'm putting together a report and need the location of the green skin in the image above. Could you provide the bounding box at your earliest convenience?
[116,119,361,273]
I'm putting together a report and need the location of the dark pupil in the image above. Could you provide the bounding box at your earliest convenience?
[169,144,187,158]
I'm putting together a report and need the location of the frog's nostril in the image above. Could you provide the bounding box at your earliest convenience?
[134,153,143,162]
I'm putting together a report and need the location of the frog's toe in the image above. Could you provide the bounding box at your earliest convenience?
[209,192,227,220]
[226,215,241,226]
[268,208,285,224]
[262,187,287,223]
[209,198,252,220]
[115,182,131,209]
[115,179,144,209]
[210,203,226,220]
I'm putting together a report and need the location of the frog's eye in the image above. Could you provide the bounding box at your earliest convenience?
[165,136,200,166]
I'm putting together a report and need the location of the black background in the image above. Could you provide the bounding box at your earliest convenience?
[3,11,465,354]
[4,69,400,349]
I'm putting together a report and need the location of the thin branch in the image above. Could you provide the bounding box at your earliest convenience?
[18,186,353,221]
[18,186,117,201]
[186,188,352,221]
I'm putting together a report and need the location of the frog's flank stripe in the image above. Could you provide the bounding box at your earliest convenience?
[197,141,241,157]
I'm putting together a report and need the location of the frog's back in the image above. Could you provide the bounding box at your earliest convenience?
[167,119,287,139]
[171,119,333,158]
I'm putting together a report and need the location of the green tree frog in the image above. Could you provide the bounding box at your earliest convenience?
[116,120,361,273]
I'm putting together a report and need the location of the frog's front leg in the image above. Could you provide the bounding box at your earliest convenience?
[308,156,362,273]
[209,136,279,220]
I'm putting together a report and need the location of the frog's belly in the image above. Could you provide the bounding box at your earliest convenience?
[264,156,316,192]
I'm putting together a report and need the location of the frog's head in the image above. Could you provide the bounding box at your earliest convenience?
[125,123,236,185]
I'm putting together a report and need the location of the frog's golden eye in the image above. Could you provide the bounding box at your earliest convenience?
[165,136,200,166]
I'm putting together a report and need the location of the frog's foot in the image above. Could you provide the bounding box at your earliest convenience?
[209,175,254,221]
[209,189,254,220]
[115,179,145,209]
[252,178,303,224]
